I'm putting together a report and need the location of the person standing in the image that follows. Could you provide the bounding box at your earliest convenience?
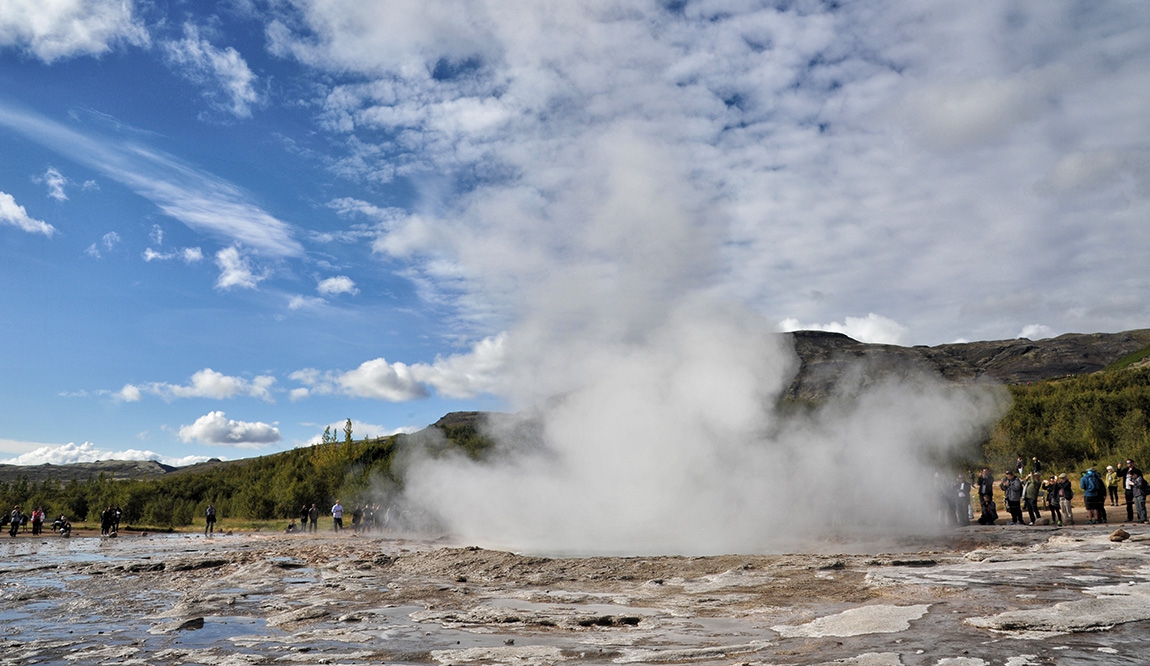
[1080,467,1105,524]
[1022,473,1041,525]
[331,500,344,532]
[300,504,310,532]
[1132,469,1149,523]
[1056,473,1075,525]
[30,507,44,536]
[1000,470,1024,525]
[1106,465,1119,506]
[308,503,319,533]
[8,506,22,538]
[954,475,972,525]
[1122,462,1140,524]
[977,468,997,525]
[205,504,217,536]
[1045,476,1063,526]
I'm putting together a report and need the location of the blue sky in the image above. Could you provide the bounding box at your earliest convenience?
[1,1,1148,466]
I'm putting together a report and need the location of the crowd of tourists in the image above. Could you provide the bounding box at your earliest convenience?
[286,501,397,534]
[3,506,70,537]
[945,456,1150,527]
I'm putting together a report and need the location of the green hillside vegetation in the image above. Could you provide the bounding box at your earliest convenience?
[3,368,1150,530]
[984,365,1150,471]
[0,419,495,530]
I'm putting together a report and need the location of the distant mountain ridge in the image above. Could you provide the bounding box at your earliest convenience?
[787,328,1150,401]
[3,328,1148,484]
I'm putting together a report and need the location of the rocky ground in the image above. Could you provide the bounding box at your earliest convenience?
[0,524,1148,665]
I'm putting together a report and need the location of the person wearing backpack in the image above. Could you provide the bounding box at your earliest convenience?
[1080,467,1105,524]
[1022,473,1042,525]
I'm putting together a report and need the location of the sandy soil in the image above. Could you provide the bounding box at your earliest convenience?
[0,524,1147,665]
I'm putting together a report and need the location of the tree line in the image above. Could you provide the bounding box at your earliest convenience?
[0,419,492,530]
[1,367,1148,529]
[983,366,1150,471]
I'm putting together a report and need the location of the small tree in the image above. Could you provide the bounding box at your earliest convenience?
[343,418,353,444]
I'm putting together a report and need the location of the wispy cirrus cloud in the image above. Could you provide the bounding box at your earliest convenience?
[143,246,204,263]
[0,191,55,236]
[163,23,262,119]
[36,166,69,201]
[0,0,149,63]
[0,103,303,257]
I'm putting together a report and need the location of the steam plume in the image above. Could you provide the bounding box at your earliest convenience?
[401,129,1007,555]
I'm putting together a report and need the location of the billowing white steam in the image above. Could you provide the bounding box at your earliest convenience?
[402,130,1007,555]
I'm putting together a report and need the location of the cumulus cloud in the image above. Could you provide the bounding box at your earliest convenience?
[0,191,55,236]
[317,275,358,296]
[215,246,265,290]
[779,314,911,346]
[0,441,209,467]
[0,0,149,63]
[289,334,505,401]
[120,368,276,403]
[263,1,1150,345]
[163,23,262,118]
[116,384,142,402]
[178,411,281,447]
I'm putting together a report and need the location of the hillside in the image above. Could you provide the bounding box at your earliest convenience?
[2,328,1148,487]
[786,328,1150,401]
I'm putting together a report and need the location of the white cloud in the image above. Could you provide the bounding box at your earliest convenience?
[264,1,1150,346]
[0,104,303,257]
[289,334,506,401]
[317,275,358,296]
[150,224,163,245]
[121,368,276,402]
[0,191,55,236]
[143,246,205,263]
[0,441,209,467]
[779,314,911,346]
[301,419,417,445]
[337,358,429,401]
[38,166,68,201]
[87,230,119,258]
[0,0,149,63]
[215,246,264,290]
[288,294,326,310]
[178,411,281,447]
[1018,324,1053,340]
[163,23,262,119]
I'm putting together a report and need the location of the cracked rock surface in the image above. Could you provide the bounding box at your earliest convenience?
[0,526,1147,664]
